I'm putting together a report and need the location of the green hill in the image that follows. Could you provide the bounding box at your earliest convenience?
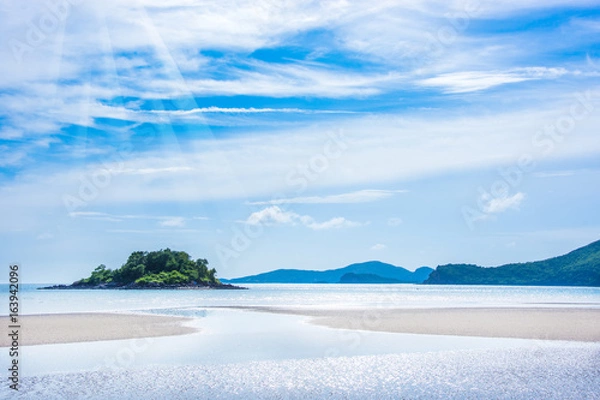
[42,249,243,289]
[424,240,600,286]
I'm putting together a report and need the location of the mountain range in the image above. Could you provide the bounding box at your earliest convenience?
[222,261,433,284]
[223,239,600,287]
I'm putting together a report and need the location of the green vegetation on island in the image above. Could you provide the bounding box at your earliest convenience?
[44,249,244,290]
[424,239,600,286]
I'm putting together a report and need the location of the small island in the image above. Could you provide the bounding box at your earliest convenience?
[41,248,245,290]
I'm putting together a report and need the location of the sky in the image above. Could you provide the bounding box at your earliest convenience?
[1,0,599,283]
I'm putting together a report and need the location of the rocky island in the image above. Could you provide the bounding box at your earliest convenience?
[40,249,246,290]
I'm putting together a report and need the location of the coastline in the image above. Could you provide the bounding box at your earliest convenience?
[222,306,600,342]
[0,313,198,346]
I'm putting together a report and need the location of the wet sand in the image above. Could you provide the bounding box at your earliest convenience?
[0,313,198,346]
[225,306,600,342]
[2,306,598,346]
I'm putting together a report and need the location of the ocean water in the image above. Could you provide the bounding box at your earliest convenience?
[1,284,599,399]
[4,283,600,315]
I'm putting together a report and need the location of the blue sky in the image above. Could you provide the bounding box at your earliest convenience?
[1,1,599,283]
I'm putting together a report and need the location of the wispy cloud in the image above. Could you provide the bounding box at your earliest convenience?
[36,232,54,240]
[68,211,204,227]
[248,190,407,205]
[119,166,194,175]
[532,168,600,178]
[147,63,399,98]
[387,217,403,226]
[481,192,526,214]
[150,107,356,115]
[533,171,577,178]
[419,68,568,93]
[106,228,203,234]
[159,217,186,228]
[3,106,599,209]
[370,243,386,251]
[245,206,363,230]
[0,0,595,152]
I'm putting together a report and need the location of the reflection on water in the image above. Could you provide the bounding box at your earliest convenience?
[139,307,208,318]
[14,308,539,376]
[3,283,600,315]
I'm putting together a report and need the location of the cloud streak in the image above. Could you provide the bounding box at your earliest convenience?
[419,68,568,93]
[481,192,526,214]
[245,206,363,230]
[150,107,356,115]
[68,211,206,227]
[248,190,407,205]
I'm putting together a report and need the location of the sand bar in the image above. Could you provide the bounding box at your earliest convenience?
[224,306,600,342]
[0,313,198,346]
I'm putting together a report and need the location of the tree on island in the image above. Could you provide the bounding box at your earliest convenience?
[75,249,224,288]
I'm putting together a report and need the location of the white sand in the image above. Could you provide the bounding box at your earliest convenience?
[230,306,600,341]
[0,313,197,346]
[2,307,598,347]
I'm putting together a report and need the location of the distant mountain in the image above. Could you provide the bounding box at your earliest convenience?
[424,240,600,286]
[223,261,434,284]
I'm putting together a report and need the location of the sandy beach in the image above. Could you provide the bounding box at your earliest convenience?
[2,307,598,347]
[0,313,197,346]
[228,306,600,342]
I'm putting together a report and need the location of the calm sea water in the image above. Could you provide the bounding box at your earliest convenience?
[3,283,599,315]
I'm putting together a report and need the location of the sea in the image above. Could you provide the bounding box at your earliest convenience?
[7,283,600,314]
[1,284,599,399]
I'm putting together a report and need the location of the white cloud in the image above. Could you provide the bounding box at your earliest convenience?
[387,217,403,226]
[150,107,355,115]
[120,166,195,175]
[146,62,398,98]
[246,206,297,226]
[419,68,568,93]
[534,171,575,178]
[370,243,386,251]
[68,211,191,226]
[304,217,362,230]
[36,232,54,240]
[245,206,362,230]
[481,192,526,214]
[248,189,407,205]
[159,217,186,228]
[533,169,600,178]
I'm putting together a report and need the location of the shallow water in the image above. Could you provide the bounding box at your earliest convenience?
[5,283,600,315]
[13,308,540,376]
